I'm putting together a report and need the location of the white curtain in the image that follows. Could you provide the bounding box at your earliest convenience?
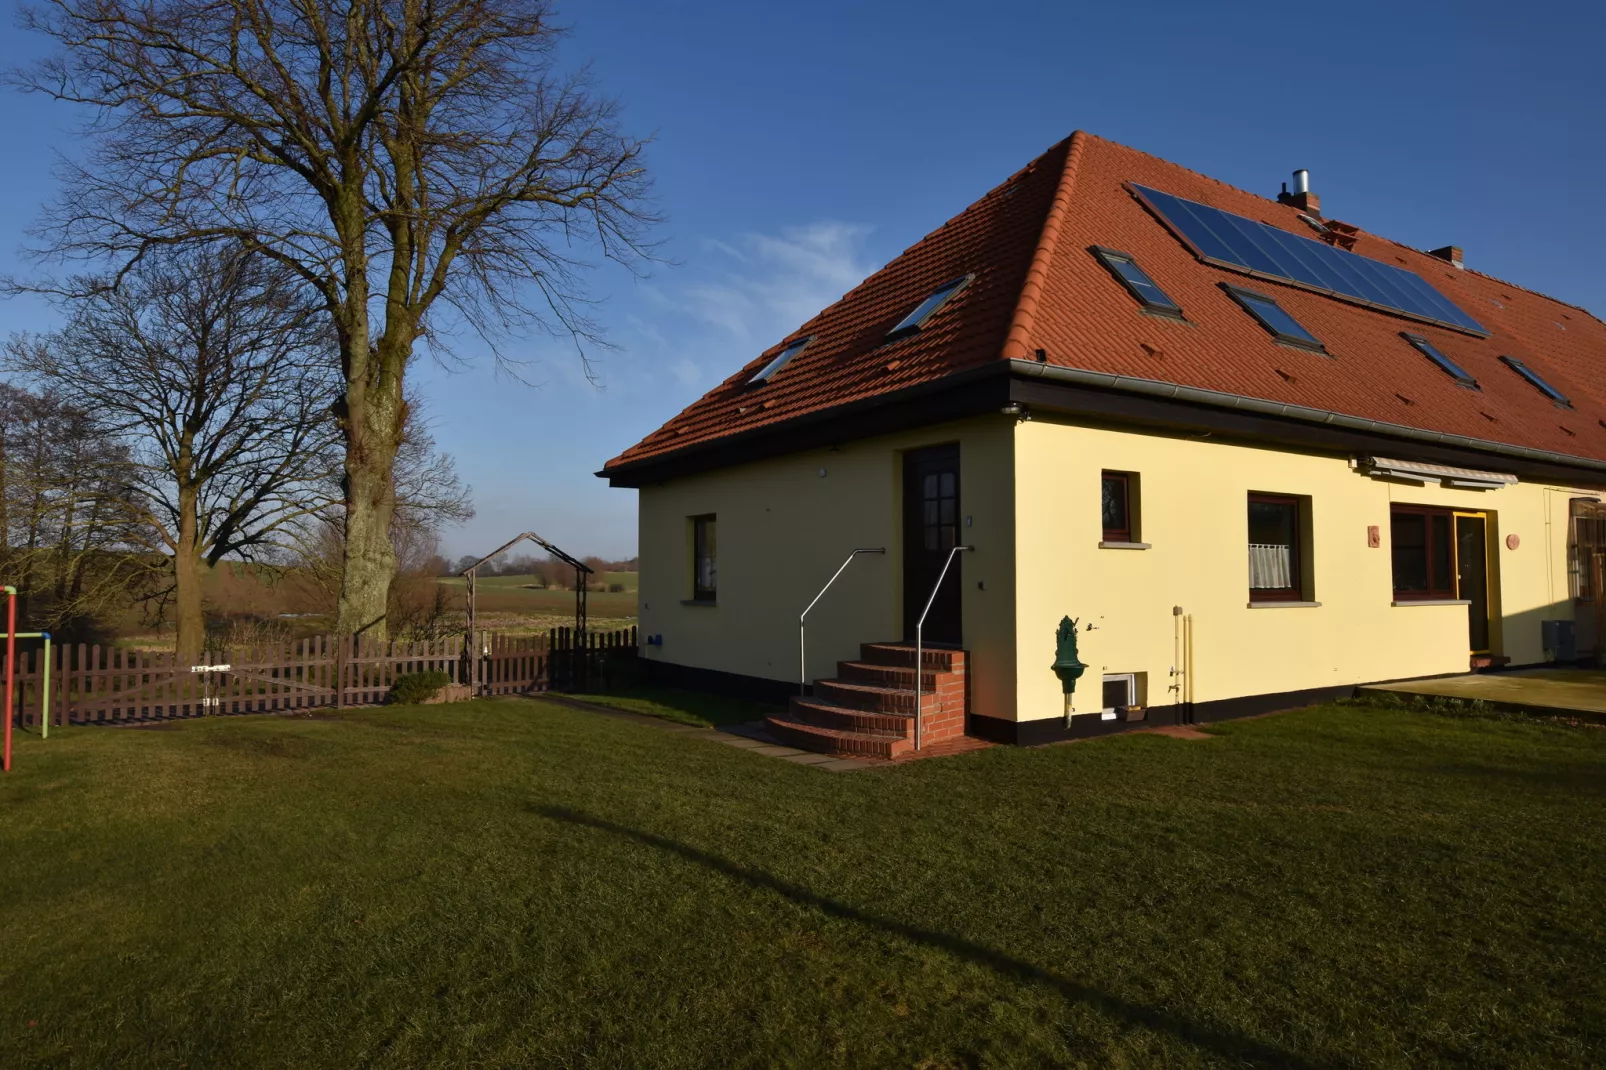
[1248,543,1292,589]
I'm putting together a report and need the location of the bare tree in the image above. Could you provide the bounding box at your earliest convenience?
[14,0,656,637]
[11,244,340,659]
[299,400,473,632]
[0,383,151,638]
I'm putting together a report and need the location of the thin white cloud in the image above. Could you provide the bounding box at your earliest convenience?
[678,222,878,346]
[669,357,701,385]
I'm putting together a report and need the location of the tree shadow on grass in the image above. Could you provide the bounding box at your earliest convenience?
[534,805,1334,1069]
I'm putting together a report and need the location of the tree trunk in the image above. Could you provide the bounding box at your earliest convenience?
[174,484,205,662]
[335,369,405,638]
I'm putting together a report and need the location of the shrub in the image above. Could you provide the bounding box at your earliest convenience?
[386,670,453,706]
[608,582,625,593]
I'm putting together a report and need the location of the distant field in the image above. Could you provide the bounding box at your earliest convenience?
[438,572,638,632]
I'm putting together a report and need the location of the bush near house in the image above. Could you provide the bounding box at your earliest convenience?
[385,670,453,705]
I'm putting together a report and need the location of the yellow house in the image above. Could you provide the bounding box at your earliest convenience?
[601,132,1606,755]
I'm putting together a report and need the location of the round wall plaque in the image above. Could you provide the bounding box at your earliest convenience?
[1506,534,1521,550]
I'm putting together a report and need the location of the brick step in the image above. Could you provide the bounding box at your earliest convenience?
[860,642,967,672]
[789,696,914,736]
[765,711,910,760]
[837,660,942,690]
[814,678,936,715]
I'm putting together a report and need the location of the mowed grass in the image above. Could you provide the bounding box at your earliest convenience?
[438,572,638,629]
[2,701,1604,1067]
[573,684,779,727]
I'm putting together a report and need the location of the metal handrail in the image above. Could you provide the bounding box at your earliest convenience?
[914,544,973,750]
[798,548,886,693]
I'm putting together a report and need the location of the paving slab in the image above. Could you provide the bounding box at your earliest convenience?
[1361,668,1606,720]
[745,744,806,757]
[815,758,872,772]
[782,753,838,765]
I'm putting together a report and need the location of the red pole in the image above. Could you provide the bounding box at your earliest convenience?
[3,586,15,772]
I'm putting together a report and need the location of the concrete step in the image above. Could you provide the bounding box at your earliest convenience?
[789,696,914,736]
[860,642,966,672]
[765,710,910,760]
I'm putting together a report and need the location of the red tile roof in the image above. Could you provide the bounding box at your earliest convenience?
[605,132,1606,476]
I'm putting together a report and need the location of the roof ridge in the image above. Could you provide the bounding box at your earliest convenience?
[1001,132,1086,360]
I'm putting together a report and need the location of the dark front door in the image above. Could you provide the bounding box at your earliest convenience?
[1456,514,1490,653]
[903,444,962,644]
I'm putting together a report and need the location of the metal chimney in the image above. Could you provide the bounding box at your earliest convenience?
[1277,170,1319,217]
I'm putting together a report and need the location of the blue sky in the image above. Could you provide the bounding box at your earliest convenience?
[2,0,1603,559]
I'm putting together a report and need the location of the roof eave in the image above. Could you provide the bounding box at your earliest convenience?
[1007,359,1606,483]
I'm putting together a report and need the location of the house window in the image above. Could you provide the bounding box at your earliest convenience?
[692,515,717,602]
[747,336,813,386]
[1090,247,1183,318]
[888,275,972,339]
[1102,471,1136,542]
[1500,355,1571,407]
[1570,498,1606,601]
[1402,333,1478,389]
[1102,673,1137,715]
[1222,284,1326,353]
[921,470,958,552]
[1248,493,1304,600]
[1391,505,1456,600]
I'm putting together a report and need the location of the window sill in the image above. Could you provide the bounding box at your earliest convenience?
[1391,599,1471,607]
[681,598,717,607]
[1246,600,1322,609]
[1098,540,1152,550]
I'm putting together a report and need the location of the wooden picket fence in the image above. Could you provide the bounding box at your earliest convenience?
[4,626,638,728]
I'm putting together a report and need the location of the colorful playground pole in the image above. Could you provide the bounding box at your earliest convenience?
[41,633,50,741]
[3,586,14,772]
[11,634,52,740]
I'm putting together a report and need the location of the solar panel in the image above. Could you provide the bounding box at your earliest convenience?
[1130,184,1488,337]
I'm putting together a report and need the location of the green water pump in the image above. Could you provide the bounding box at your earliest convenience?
[1052,615,1087,718]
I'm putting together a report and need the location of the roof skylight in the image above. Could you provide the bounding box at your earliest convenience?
[747,336,812,385]
[1500,355,1570,407]
[1090,246,1182,318]
[1222,284,1325,352]
[887,275,972,338]
[1402,333,1477,389]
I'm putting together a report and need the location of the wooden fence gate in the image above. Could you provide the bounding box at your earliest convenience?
[5,627,638,728]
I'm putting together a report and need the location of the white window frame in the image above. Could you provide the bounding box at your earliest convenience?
[1101,673,1137,720]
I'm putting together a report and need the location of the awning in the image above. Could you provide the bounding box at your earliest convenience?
[1353,456,1518,490]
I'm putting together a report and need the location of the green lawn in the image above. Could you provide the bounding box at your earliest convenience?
[437,572,638,630]
[2,699,1603,1067]
[571,684,779,727]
